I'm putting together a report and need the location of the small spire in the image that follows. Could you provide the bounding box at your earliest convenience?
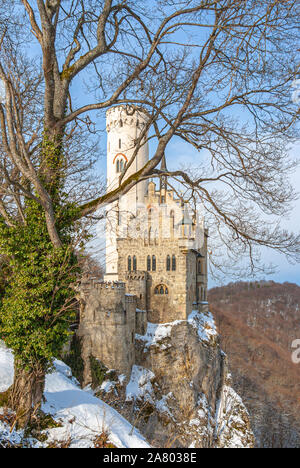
[159,154,168,203]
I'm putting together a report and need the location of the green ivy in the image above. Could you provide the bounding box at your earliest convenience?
[0,192,81,372]
[89,356,108,390]
[63,335,85,385]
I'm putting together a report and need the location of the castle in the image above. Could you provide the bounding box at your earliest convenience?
[78,105,209,382]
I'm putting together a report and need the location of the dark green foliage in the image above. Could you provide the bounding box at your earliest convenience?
[90,356,108,389]
[0,256,10,307]
[0,197,80,371]
[63,335,85,386]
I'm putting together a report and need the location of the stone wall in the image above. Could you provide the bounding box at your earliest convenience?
[77,280,137,384]
[117,237,197,323]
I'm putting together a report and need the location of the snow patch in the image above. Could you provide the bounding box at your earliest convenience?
[136,321,183,350]
[126,365,155,403]
[188,310,218,343]
[0,345,150,448]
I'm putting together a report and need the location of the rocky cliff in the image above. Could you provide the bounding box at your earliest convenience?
[94,310,254,448]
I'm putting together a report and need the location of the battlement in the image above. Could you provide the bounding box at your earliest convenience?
[80,276,125,289]
[126,271,148,281]
[92,280,125,290]
[106,105,148,132]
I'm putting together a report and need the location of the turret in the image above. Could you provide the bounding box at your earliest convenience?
[105,105,150,280]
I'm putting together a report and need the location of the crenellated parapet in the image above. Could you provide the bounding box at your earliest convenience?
[106,105,148,133]
[126,271,148,281]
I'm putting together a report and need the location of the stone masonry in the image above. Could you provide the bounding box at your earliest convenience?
[76,105,209,383]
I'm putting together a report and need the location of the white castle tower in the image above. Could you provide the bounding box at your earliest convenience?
[104,105,149,280]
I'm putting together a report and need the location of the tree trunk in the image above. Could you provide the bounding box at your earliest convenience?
[8,361,46,428]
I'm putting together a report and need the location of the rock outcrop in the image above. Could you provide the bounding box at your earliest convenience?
[95,310,254,448]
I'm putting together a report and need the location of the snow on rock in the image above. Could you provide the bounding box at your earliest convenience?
[136,321,184,350]
[126,365,155,403]
[188,310,218,344]
[128,314,254,448]
[136,310,218,352]
[0,343,150,448]
[126,365,174,420]
[216,383,254,449]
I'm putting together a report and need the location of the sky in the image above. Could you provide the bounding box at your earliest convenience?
[2,4,299,288]
[92,128,300,288]
[160,140,300,287]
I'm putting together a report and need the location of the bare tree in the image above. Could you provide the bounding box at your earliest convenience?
[0,0,299,425]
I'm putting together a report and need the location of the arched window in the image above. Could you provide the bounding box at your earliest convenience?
[133,255,137,271]
[170,210,175,236]
[128,256,132,271]
[152,255,156,271]
[147,255,151,271]
[116,157,126,173]
[154,284,169,295]
[166,255,171,271]
[172,255,176,271]
[148,208,153,229]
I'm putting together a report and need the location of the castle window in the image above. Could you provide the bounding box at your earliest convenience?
[172,255,176,271]
[152,255,156,271]
[147,255,151,271]
[120,120,123,128]
[198,260,202,274]
[166,255,171,271]
[116,157,127,174]
[119,138,122,149]
[170,210,175,235]
[155,284,169,295]
[128,256,132,271]
[148,209,153,230]
[133,255,137,271]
